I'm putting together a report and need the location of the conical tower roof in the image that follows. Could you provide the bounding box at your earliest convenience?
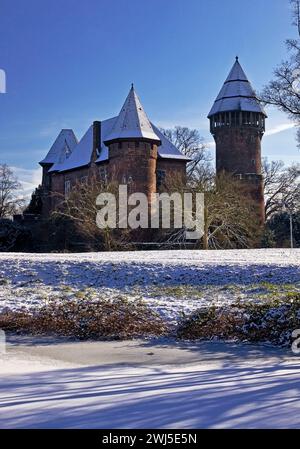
[208,57,267,118]
[104,84,161,143]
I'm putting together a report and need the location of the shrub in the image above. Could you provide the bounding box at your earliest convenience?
[177,294,300,347]
[0,298,168,340]
[0,219,32,251]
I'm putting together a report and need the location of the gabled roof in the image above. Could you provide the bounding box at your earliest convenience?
[104,85,161,143]
[39,129,77,165]
[208,58,267,118]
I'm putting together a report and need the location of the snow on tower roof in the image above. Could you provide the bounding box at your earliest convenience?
[46,86,190,173]
[208,58,267,118]
[39,129,78,165]
[104,84,161,143]
[49,118,189,173]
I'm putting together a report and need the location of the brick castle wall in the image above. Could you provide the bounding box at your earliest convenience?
[213,126,265,223]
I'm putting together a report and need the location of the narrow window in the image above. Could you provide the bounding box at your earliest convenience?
[99,166,108,185]
[157,169,166,188]
[65,180,71,197]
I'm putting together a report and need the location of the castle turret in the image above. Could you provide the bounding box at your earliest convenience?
[208,57,266,223]
[104,84,161,200]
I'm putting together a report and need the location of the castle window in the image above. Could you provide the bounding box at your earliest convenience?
[65,180,71,197]
[231,112,238,126]
[99,166,108,185]
[157,169,166,188]
[121,174,133,186]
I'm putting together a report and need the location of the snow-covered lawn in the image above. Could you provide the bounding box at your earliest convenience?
[0,249,299,323]
[0,338,299,429]
[0,250,299,429]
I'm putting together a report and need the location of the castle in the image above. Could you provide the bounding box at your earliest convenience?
[38,84,189,217]
[28,57,266,234]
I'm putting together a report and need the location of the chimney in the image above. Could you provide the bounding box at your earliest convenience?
[92,121,101,162]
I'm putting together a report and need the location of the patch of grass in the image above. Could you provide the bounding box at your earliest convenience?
[73,290,86,299]
[60,285,73,293]
[151,285,203,298]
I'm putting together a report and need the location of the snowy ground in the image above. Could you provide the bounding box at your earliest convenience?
[1,337,299,429]
[0,249,299,323]
[0,249,300,429]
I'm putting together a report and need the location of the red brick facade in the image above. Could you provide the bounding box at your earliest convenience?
[210,119,265,224]
[40,122,187,217]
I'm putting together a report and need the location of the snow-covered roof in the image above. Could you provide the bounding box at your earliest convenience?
[46,86,189,173]
[153,125,191,161]
[39,129,78,165]
[104,85,161,143]
[49,117,189,172]
[49,125,94,172]
[96,117,116,163]
[208,58,267,118]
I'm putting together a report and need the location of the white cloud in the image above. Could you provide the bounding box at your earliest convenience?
[265,123,295,136]
[206,141,215,149]
[11,166,42,200]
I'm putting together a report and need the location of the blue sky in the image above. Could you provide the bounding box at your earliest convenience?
[0,0,299,195]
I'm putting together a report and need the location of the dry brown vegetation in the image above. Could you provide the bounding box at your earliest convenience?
[0,297,168,340]
[177,294,300,347]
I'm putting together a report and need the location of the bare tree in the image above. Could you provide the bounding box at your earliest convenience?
[261,1,300,144]
[52,175,130,250]
[201,173,261,249]
[0,164,23,218]
[291,0,300,36]
[160,126,213,181]
[162,171,260,249]
[262,158,300,219]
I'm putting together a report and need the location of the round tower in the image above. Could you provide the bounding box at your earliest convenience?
[208,57,267,223]
[104,84,161,201]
